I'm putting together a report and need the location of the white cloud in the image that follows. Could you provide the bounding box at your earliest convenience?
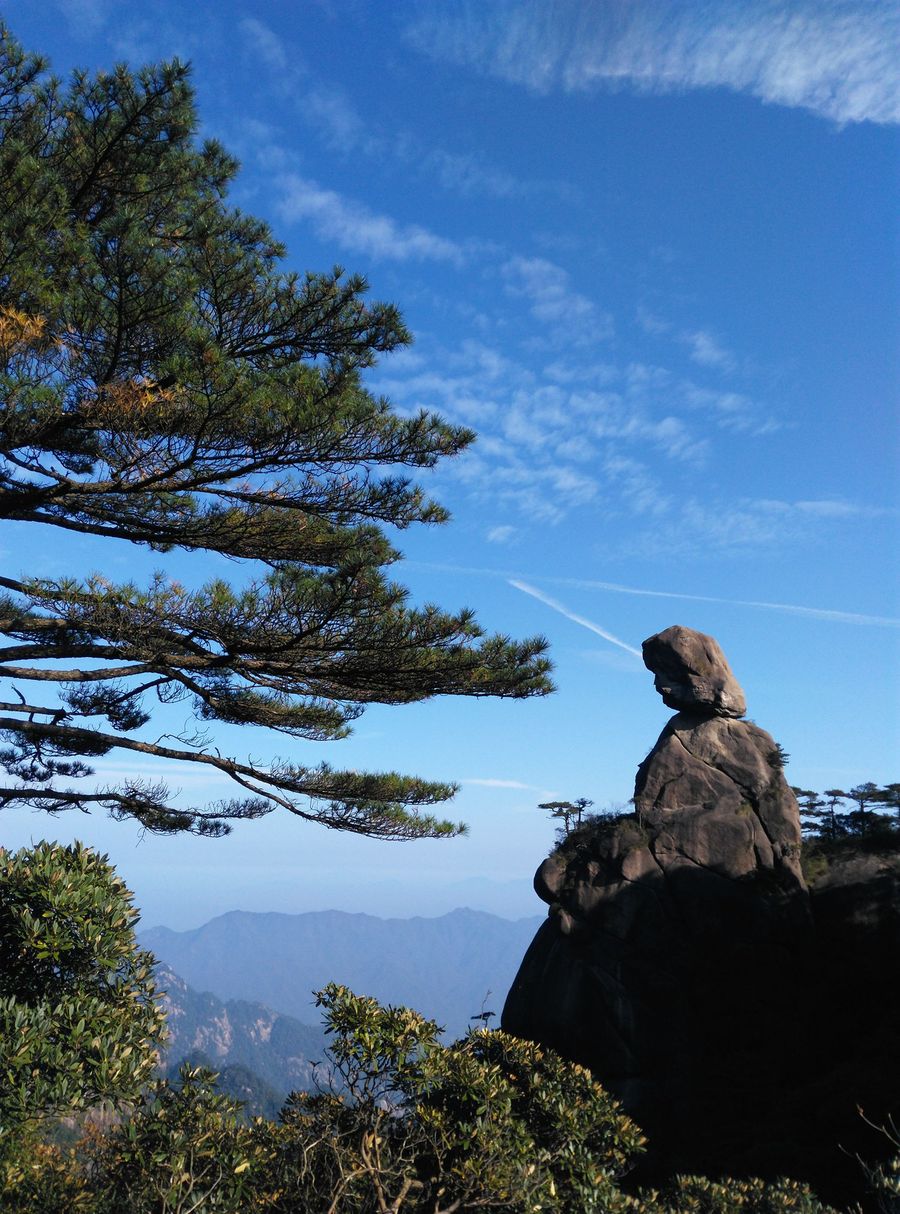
[486,525,517,544]
[375,332,722,526]
[276,174,465,263]
[502,256,614,344]
[542,359,618,385]
[426,148,523,199]
[793,498,883,519]
[240,18,557,201]
[625,369,779,438]
[653,494,890,553]
[635,306,672,336]
[240,17,294,77]
[58,0,113,34]
[452,451,602,523]
[602,455,673,517]
[681,329,736,372]
[305,85,370,152]
[405,0,900,125]
[559,574,900,627]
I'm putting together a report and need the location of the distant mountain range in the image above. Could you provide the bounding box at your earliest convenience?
[142,907,543,1040]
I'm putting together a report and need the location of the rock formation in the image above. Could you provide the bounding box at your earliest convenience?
[502,626,898,1203]
[642,624,747,717]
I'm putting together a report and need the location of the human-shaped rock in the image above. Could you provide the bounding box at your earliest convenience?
[502,625,812,1182]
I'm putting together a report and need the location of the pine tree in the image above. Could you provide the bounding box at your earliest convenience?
[876,783,900,831]
[0,32,552,841]
[539,797,593,838]
[792,787,828,837]
[844,782,890,837]
[821,789,851,841]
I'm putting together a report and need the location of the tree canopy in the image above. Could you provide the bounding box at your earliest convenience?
[792,783,898,842]
[0,31,552,841]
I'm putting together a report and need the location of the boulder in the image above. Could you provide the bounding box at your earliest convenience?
[642,624,746,717]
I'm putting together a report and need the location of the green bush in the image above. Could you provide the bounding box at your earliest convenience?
[256,982,645,1212]
[87,1066,266,1214]
[0,842,164,1147]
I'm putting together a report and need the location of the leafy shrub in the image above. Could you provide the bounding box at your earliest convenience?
[256,982,646,1212]
[86,1065,266,1214]
[0,843,164,1146]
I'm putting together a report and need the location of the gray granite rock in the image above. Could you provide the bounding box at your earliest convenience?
[642,624,747,717]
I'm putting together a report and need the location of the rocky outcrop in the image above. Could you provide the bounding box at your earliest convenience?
[157,965,326,1099]
[502,626,897,1204]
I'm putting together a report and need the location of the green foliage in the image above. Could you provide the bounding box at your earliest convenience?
[769,742,791,770]
[639,1174,838,1213]
[254,982,646,1213]
[0,1138,93,1214]
[86,1065,266,1214]
[551,806,647,861]
[0,27,552,841]
[167,1051,285,1122]
[0,977,846,1213]
[0,842,164,1150]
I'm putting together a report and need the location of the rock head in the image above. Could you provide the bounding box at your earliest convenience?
[642,624,746,718]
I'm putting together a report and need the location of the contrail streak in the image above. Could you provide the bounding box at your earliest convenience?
[509,580,643,657]
[557,577,900,628]
[408,561,900,628]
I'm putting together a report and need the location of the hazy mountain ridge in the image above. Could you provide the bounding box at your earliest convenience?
[143,907,544,1040]
[157,964,326,1099]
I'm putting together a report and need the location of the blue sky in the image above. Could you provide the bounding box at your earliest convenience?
[3,0,898,928]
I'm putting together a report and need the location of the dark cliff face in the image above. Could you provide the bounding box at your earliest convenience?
[501,626,899,1206]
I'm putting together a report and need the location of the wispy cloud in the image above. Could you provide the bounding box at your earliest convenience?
[637,312,743,381]
[275,174,465,263]
[58,0,114,35]
[561,574,900,628]
[509,579,643,657]
[305,84,370,151]
[425,148,524,199]
[486,525,517,544]
[625,363,777,437]
[681,329,736,372]
[240,17,565,202]
[240,16,294,77]
[375,328,777,525]
[666,495,892,552]
[635,306,672,337]
[405,0,900,125]
[461,778,539,789]
[502,255,614,344]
